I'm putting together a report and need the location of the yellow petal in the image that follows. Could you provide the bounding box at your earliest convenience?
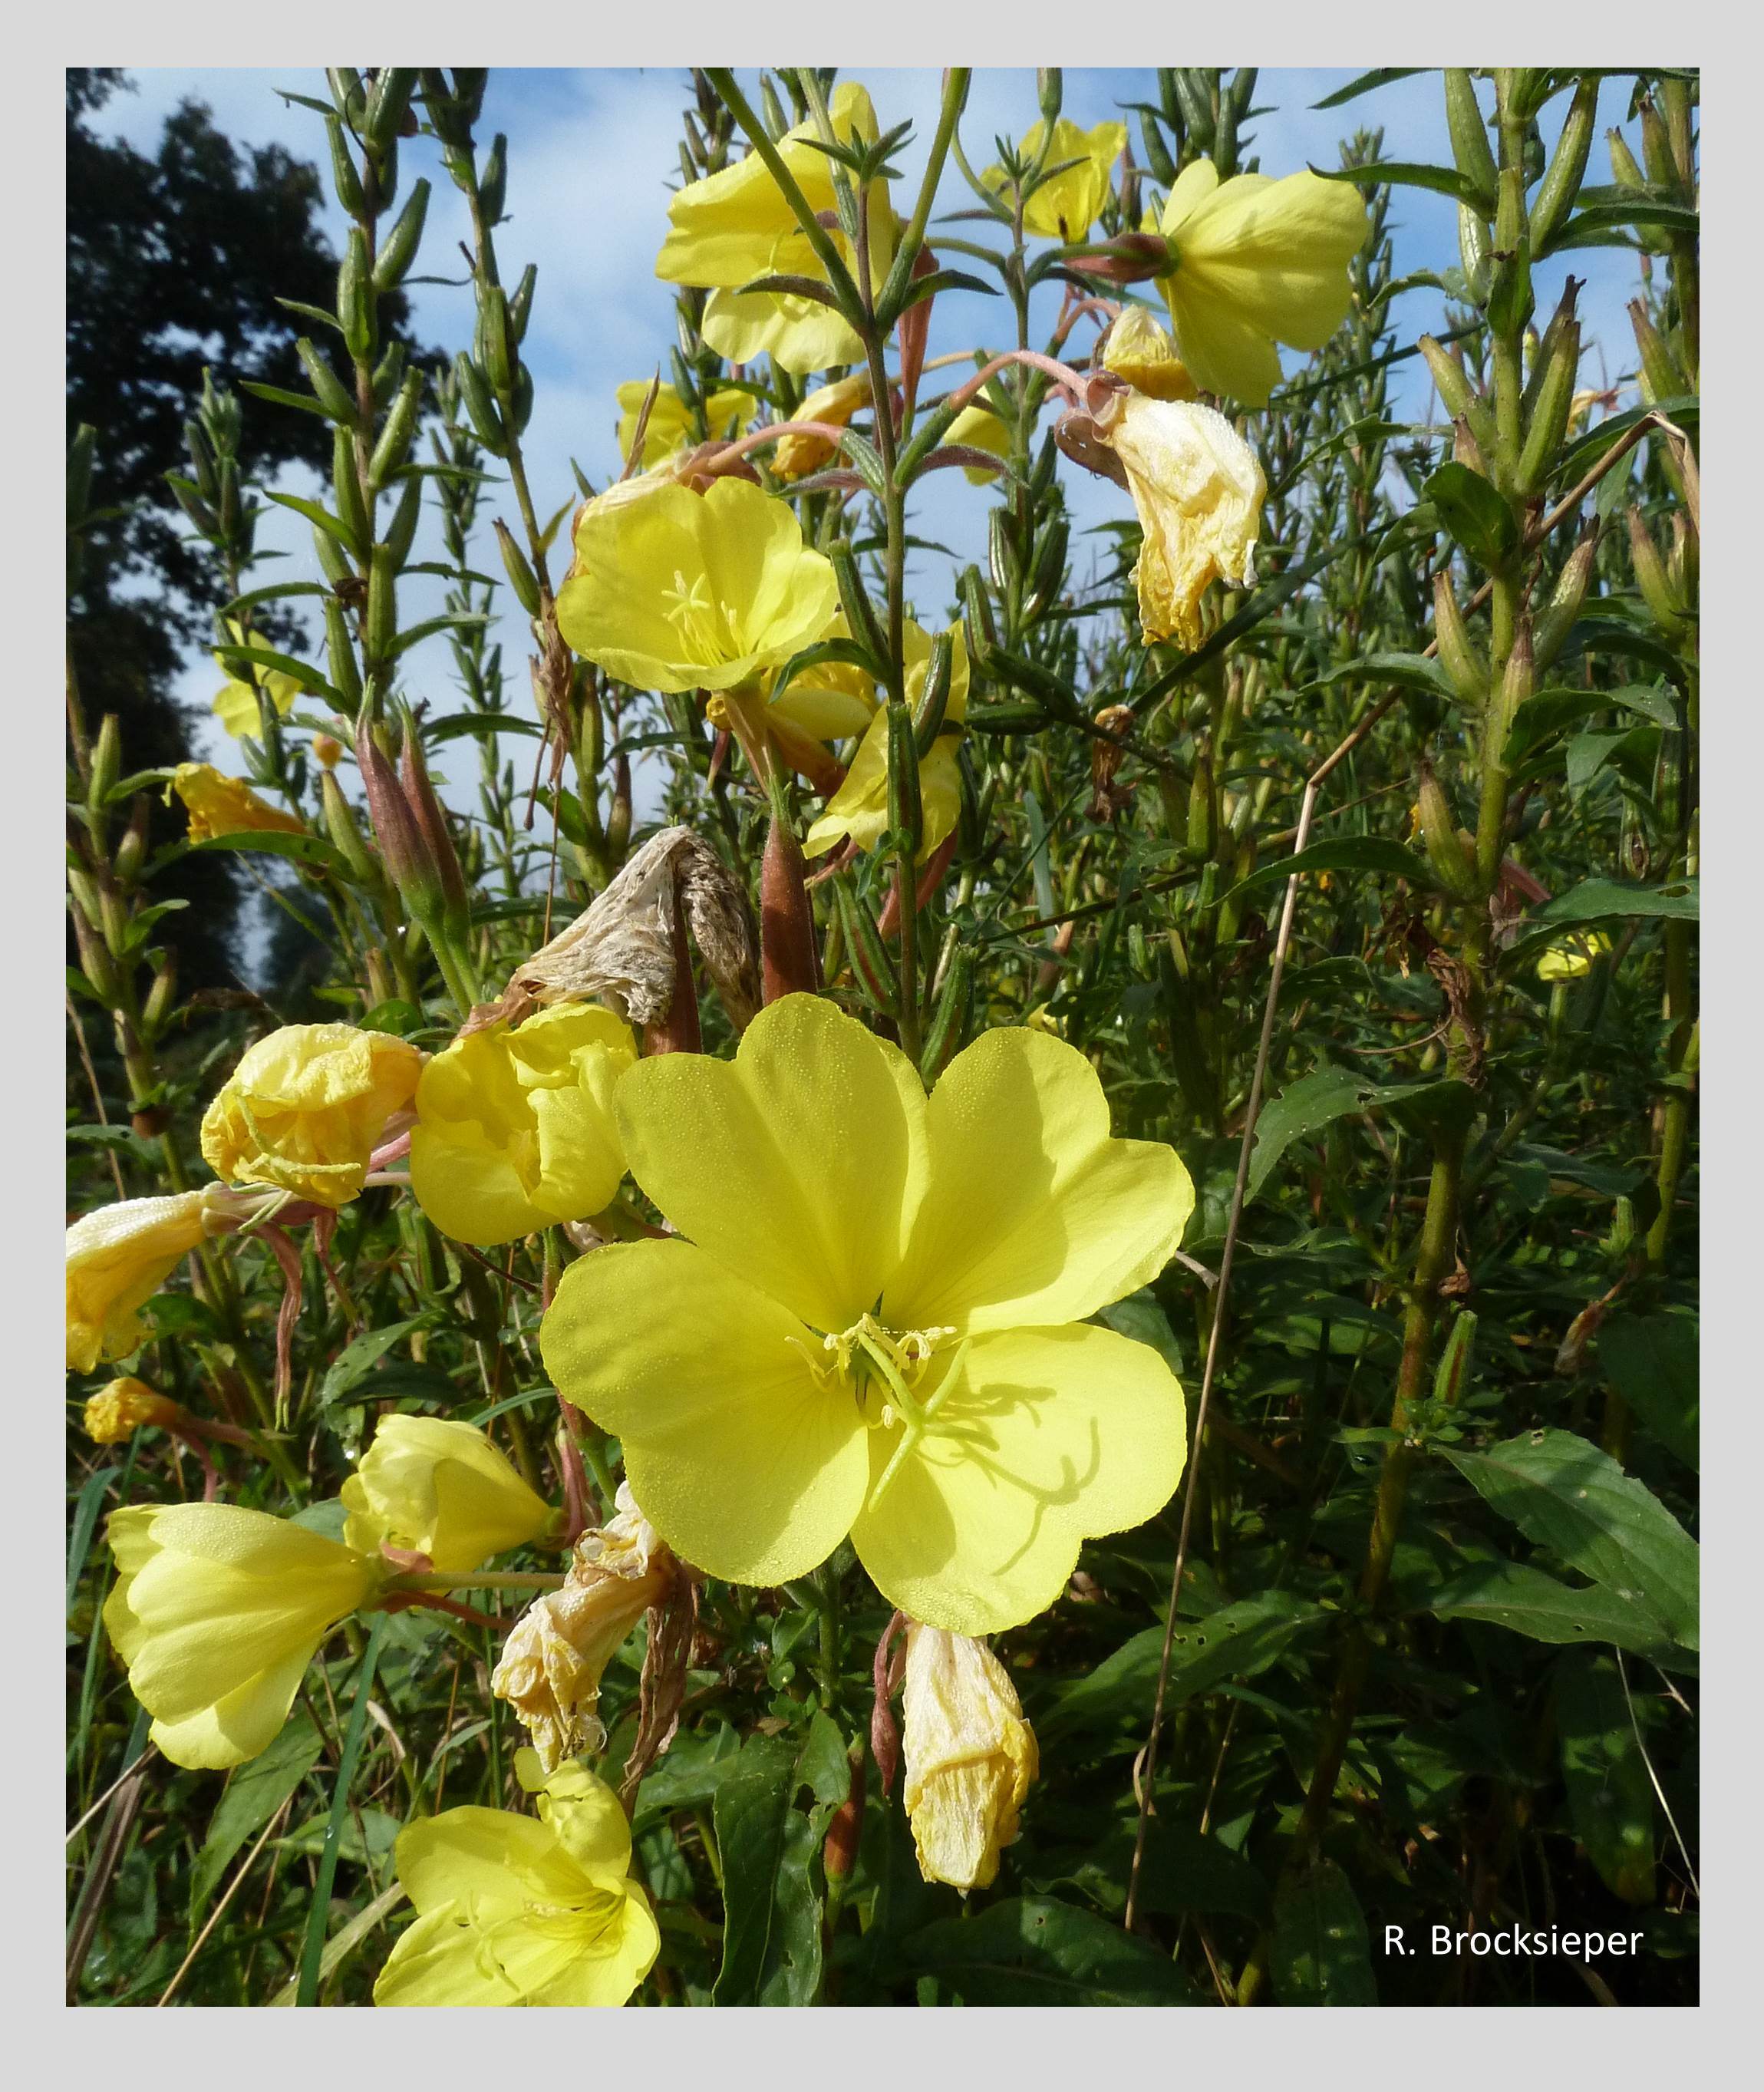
[394,1806,579,1919]
[1158,155,1222,235]
[702,288,866,375]
[534,1757,637,1878]
[614,381,748,470]
[885,1025,1194,1334]
[341,1414,553,1572]
[1160,283,1285,408]
[1179,170,1370,347]
[541,1238,870,1587]
[902,1625,1037,1889]
[985,117,1126,241]
[374,1902,524,2007]
[171,763,305,843]
[850,1323,1187,1634]
[66,1191,211,1371]
[525,1886,660,2006]
[609,992,927,1331]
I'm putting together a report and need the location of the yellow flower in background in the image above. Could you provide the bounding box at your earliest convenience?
[655,81,896,374]
[67,1190,219,1372]
[341,1414,556,1573]
[210,622,301,740]
[1148,160,1370,406]
[983,117,1126,240]
[411,1005,636,1247]
[803,622,970,863]
[542,994,1192,1636]
[493,1484,674,1771]
[1093,390,1266,649]
[1101,305,1199,402]
[901,1622,1038,1891]
[615,380,749,471]
[773,370,873,480]
[945,402,1014,484]
[374,1750,659,2007]
[1537,929,1613,982]
[83,1378,183,1444]
[556,475,837,696]
[104,1503,382,1770]
[172,763,305,845]
[200,1023,424,1210]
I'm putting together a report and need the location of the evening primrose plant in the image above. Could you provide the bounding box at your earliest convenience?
[67,63,1698,2010]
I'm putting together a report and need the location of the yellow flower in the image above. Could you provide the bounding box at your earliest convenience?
[1149,159,1370,406]
[410,1005,636,1247]
[983,117,1126,241]
[1537,929,1612,982]
[200,1022,424,1210]
[341,1414,556,1573]
[493,1484,674,1772]
[541,994,1192,1635]
[803,622,970,863]
[655,81,896,375]
[172,763,305,844]
[555,475,838,696]
[83,1378,183,1444]
[901,1622,1038,1891]
[211,622,301,740]
[1101,305,1199,402]
[1093,389,1267,649]
[773,371,873,480]
[374,1750,659,2007]
[67,1189,220,1372]
[615,381,749,471]
[946,403,1013,483]
[104,1503,383,1769]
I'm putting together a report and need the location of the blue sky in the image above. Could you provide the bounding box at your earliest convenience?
[97,68,1653,810]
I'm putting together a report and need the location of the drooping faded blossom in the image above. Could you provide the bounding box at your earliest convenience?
[901,1622,1038,1891]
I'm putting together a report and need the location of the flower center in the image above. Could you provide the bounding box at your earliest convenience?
[661,566,738,663]
[796,1313,971,1513]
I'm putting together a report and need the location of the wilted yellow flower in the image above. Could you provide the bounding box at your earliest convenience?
[556,475,838,696]
[172,763,305,845]
[342,1414,556,1573]
[104,1502,383,1769]
[493,1484,674,1771]
[374,1750,659,2007]
[902,1622,1037,1891]
[1093,390,1266,648]
[1101,305,1199,402]
[211,622,301,739]
[773,371,873,480]
[83,1378,183,1444]
[200,1022,424,1210]
[655,81,895,374]
[410,1005,636,1247]
[1537,929,1613,982]
[1149,160,1370,405]
[983,117,1126,240]
[67,1189,221,1372]
[542,994,1192,1635]
[615,380,749,471]
[803,622,970,863]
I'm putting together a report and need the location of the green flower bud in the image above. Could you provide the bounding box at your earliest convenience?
[338,229,377,363]
[384,473,423,569]
[1417,760,1478,899]
[1626,507,1688,638]
[366,542,397,665]
[324,599,363,704]
[373,178,430,293]
[913,632,955,756]
[494,520,543,618]
[325,114,364,217]
[369,370,426,493]
[1444,71,1498,213]
[1607,128,1644,190]
[886,703,922,856]
[332,426,370,556]
[1532,533,1597,671]
[1433,573,1489,704]
[1529,76,1597,253]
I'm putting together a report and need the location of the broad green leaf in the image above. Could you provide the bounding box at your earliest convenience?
[1444,1430,1697,1649]
[1424,1559,1692,1667]
[1272,1862,1377,2005]
[633,1721,743,1830]
[905,1896,1197,2005]
[190,1714,324,1922]
[1248,1067,1377,1202]
[1598,1314,1698,1470]
[1025,1820,1270,1925]
[1220,835,1435,908]
[1556,1650,1656,1903]
[1097,1289,1185,1377]
[1507,877,1697,966]
[1502,684,1678,767]
[1304,651,1457,701]
[1045,1592,1325,1736]
[711,1717,848,2007]
[1424,461,1519,568]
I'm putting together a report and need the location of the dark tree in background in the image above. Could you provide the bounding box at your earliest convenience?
[66,68,420,989]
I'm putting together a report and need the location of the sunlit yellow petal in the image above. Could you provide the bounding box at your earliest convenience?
[341,1414,554,1572]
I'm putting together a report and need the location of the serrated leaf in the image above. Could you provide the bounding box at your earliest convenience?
[711,1726,837,2007]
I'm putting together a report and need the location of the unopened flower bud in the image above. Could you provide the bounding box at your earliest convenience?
[84,1378,184,1444]
[357,725,440,922]
[1533,532,1597,671]
[1626,507,1687,638]
[1065,229,1175,285]
[1417,761,1479,900]
[400,719,471,942]
[1433,573,1489,704]
[312,732,344,770]
[761,798,823,1007]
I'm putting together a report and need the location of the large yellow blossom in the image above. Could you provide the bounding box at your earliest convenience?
[104,1503,383,1769]
[1101,305,1199,402]
[541,994,1192,1635]
[200,1022,424,1210]
[555,476,837,696]
[902,1622,1038,1890]
[374,1750,659,2007]
[211,621,301,739]
[655,81,895,375]
[341,1414,555,1572]
[615,381,748,471]
[802,622,971,863]
[410,1005,636,1247]
[67,1189,223,1372]
[1093,390,1266,649]
[492,1484,673,1771]
[983,117,1126,241]
[172,763,305,844]
[1149,160,1370,406]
